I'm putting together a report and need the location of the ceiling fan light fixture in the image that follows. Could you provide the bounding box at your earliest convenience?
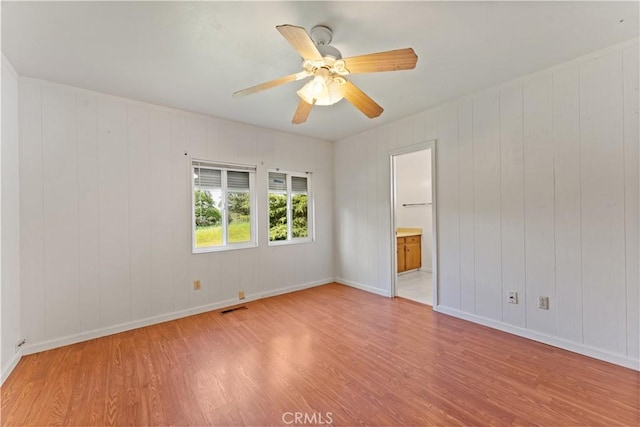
[297,75,345,106]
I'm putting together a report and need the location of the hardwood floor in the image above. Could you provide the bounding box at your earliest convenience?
[2,283,638,426]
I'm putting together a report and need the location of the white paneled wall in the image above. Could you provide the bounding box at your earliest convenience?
[19,79,334,354]
[1,57,21,381]
[335,39,639,368]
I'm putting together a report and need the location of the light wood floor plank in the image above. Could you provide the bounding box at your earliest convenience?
[2,283,638,426]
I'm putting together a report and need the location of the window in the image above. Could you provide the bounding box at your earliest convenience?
[192,160,257,253]
[268,170,313,244]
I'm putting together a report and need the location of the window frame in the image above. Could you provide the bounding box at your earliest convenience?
[191,159,258,254]
[267,169,314,246]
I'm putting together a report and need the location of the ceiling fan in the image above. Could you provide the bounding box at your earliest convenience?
[233,24,418,124]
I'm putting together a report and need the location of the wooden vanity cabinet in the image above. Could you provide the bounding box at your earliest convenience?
[397,235,421,273]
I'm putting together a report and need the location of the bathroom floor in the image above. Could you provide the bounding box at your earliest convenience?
[397,270,432,305]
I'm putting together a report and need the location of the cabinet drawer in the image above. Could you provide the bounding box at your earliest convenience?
[405,235,420,244]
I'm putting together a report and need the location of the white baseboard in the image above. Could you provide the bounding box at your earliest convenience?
[22,278,334,356]
[435,305,640,371]
[250,278,330,300]
[1,350,23,385]
[335,278,392,297]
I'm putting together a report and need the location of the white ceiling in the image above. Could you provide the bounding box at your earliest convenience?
[2,1,638,141]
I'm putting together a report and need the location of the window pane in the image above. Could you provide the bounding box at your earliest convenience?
[194,188,223,247]
[292,193,308,238]
[269,193,288,241]
[192,161,256,252]
[227,191,251,243]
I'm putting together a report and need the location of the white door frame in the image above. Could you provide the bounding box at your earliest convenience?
[389,140,438,309]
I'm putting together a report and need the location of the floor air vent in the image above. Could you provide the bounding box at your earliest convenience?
[220,306,248,315]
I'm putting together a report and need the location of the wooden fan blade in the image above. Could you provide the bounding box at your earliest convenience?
[343,80,384,119]
[292,98,315,124]
[277,24,323,61]
[343,48,418,74]
[233,72,308,97]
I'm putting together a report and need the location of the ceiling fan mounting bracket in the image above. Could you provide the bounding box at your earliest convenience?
[310,25,333,46]
[310,25,342,60]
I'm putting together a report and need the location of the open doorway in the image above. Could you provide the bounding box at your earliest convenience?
[390,142,437,307]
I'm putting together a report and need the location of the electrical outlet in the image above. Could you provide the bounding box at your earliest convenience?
[193,280,201,290]
[508,291,518,304]
[538,296,549,310]
[238,291,245,300]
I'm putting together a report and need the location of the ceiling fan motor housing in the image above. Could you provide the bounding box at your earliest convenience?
[318,44,342,60]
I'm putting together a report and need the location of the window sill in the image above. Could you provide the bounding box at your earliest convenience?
[192,242,258,254]
[267,238,313,247]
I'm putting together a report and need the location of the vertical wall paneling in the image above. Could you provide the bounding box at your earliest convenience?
[623,45,639,359]
[333,40,639,368]
[333,141,345,279]
[412,112,426,145]
[341,140,357,282]
[580,50,627,354]
[366,140,378,286]
[42,86,80,338]
[239,249,259,298]
[424,111,438,142]
[1,58,21,379]
[76,94,101,331]
[397,119,413,149]
[523,74,556,336]
[186,117,211,307]
[170,116,189,312]
[355,140,369,286]
[97,99,131,327]
[218,121,246,161]
[472,93,502,320]
[499,84,526,327]
[18,82,46,344]
[457,99,476,313]
[316,144,335,282]
[148,111,174,316]
[217,250,240,302]
[18,79,334,354]
[376,131,391,293]
[435,104,461,309]
[187,117,208,160]
[128,105,153,319]
[552,65,583,343]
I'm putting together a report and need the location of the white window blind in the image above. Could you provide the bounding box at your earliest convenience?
[268,172,287,193]
[291,176,308,194]
[193,166,221,190]
[227,171,250,190]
